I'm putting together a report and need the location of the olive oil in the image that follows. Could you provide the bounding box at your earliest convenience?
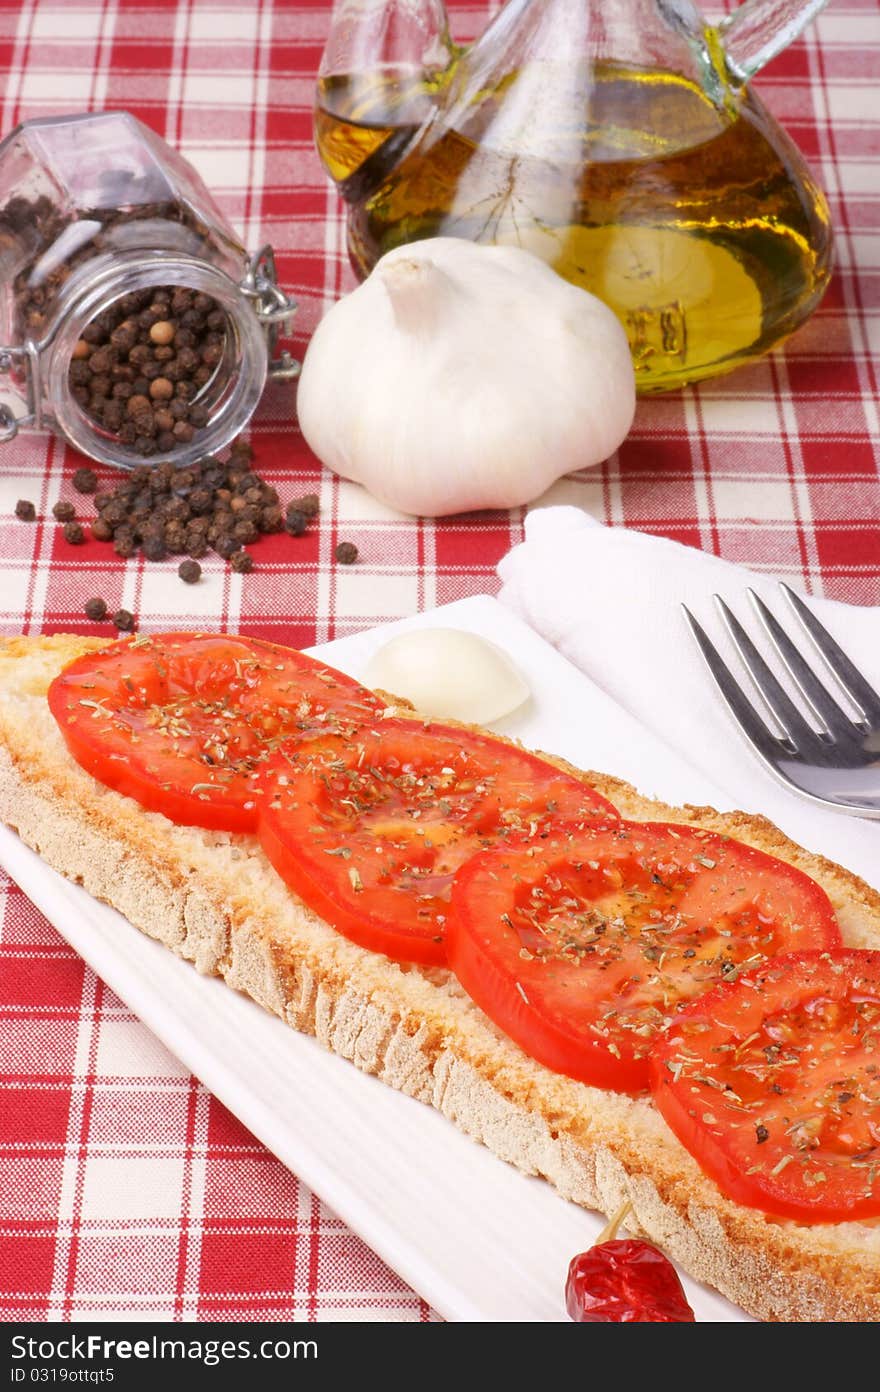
[315,64,832,392]
[315,70,444,206]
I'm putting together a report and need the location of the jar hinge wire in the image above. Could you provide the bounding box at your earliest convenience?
[239,244,300,382]
[0,340,41,442]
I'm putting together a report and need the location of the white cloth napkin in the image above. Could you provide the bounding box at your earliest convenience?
[498,507,880,889]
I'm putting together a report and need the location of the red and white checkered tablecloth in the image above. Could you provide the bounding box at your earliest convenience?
[0,0,878,1324]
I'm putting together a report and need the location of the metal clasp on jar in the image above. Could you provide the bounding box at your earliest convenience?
[239,244,300,382]
[0,339,42,441]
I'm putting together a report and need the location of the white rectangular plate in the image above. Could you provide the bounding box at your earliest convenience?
[0,597,749,1322]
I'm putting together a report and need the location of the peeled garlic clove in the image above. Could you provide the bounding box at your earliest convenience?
[366,628,530,725]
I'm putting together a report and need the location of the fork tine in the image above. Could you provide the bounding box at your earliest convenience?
[682,606,784,762]
[746,589,858,743]
[713,597,821,751]
[780,583,880,723]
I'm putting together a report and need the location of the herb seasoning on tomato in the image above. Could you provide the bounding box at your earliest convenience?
[448,821,841,1091]
[259,718,618,965]
[48,633,385,832]
[651,949,880,1222]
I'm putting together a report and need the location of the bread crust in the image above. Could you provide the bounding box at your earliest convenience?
[1,633,879,1322]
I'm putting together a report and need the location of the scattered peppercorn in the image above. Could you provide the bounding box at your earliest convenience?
[290,493,320,518]
[178,558,202,584]
[335,541,358,565]
[15,499,36,521]
[215,534,241,560]
[142,534,167,562]
[52,499,76,522]
[113,532,136,558]
[80,447,293,571]
[284,509,307,537]
[63,521,85,545]
[72,467,98,493]
[260,504,284,533]
[84,596,107,621]
[112,608,136,632]
[230,549,253,574]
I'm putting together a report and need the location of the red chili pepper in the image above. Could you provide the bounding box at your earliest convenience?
[566,1202,695,1323]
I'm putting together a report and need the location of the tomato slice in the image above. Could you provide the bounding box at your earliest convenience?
[259,718,618,965]
[651,950,880,1222]
[447,821,841,1093]
[48,632,385,832]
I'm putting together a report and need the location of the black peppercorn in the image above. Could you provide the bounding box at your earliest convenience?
[101,500,129,529]
[129,490,153,518]
[112,608,136,632]
[142,534,167,562]
[230,549,253,574]
[15,499,36,521]
[335,541,358,565]
[102,401,125,431]
[214,534,241,559]
[87,348,113,374]
[91,517,114,542]
[291,493,320,518]
[163,496,190,523]
[84,597,107,621]
[52,499,76,522]
[110,321,138,352]
[188,488,213,515]
[164,522,188,554]
[72,467,98,494]
[113,531,137,558]
[284,509,307,537]
[178,559,202,584]
[63,521,85,545]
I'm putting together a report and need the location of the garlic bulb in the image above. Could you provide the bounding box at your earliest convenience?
[366,628,530,725]
[296,238,635,517]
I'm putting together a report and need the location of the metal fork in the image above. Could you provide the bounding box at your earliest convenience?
[683,584,880,818]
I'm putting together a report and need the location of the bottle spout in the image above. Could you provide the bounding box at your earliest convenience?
[315,0,459,200]
[318,0,455,82]
[718,0,831,84]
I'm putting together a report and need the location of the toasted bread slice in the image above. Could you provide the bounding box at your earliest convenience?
[1,633,879,1322]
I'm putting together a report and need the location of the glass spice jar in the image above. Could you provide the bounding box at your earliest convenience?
[0,110,298,470]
